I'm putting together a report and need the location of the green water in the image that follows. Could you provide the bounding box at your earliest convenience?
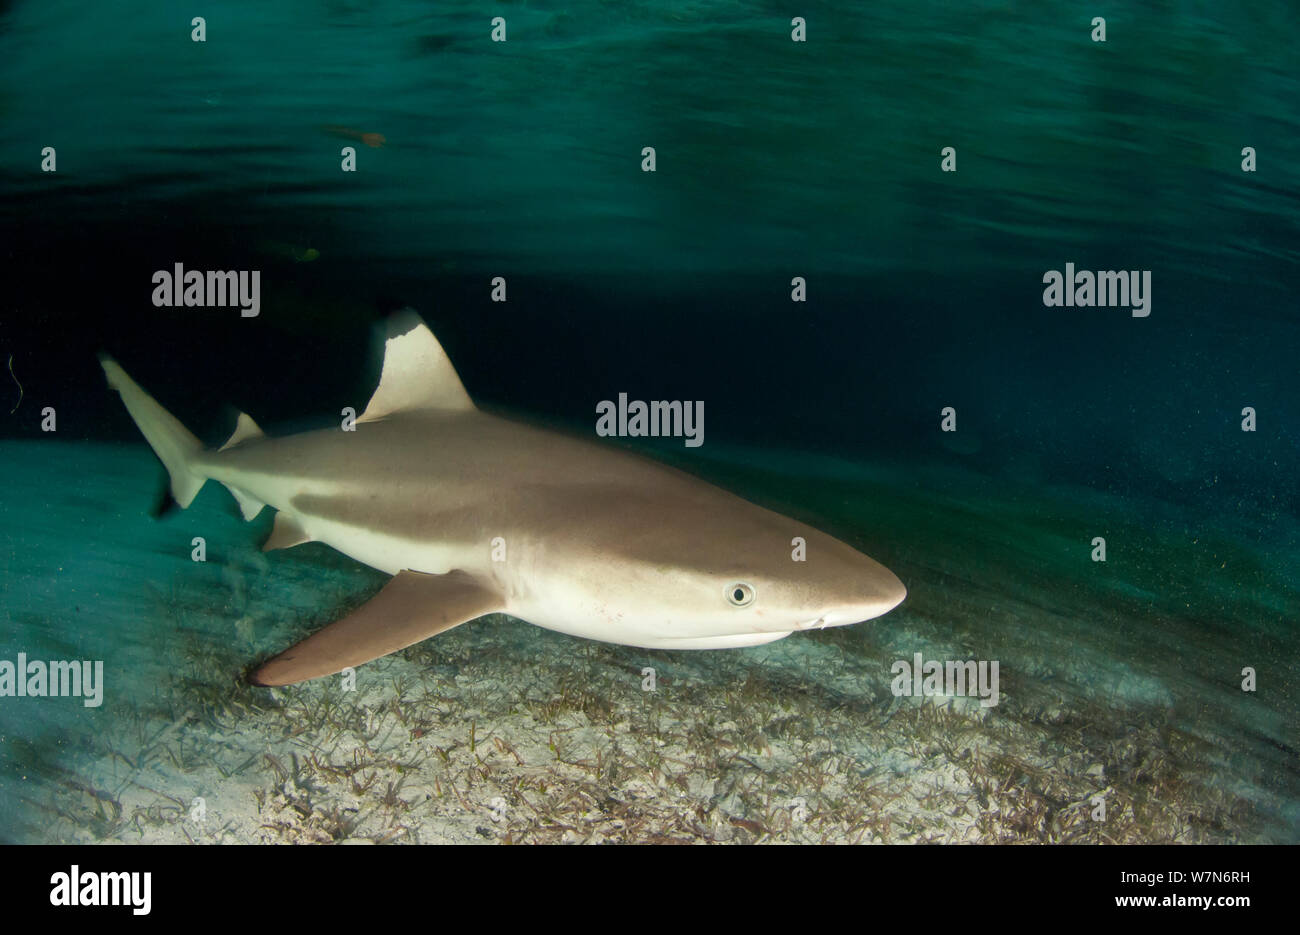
[0,1,1296,843]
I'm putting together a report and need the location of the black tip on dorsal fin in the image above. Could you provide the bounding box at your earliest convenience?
[384,307,426,341]
[357,308,474,422]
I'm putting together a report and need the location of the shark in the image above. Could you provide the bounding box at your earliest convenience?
[100,311,906,686]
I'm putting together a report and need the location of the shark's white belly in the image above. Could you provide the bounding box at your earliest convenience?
[507,575,796,650]
[522,624,794,650]
[294,512,466,577]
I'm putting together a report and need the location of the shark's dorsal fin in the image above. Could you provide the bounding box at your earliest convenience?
[220,411,264,450]
[359,310,473,422]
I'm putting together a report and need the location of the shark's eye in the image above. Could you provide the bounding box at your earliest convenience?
[726,582,755,607]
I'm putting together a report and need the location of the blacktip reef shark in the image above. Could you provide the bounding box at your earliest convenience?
[100,311,906,686]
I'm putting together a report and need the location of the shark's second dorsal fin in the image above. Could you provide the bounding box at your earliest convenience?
[359,310,473,422]
[220,412,264,450]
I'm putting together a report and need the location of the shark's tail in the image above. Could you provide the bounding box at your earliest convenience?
[99,354,208,507]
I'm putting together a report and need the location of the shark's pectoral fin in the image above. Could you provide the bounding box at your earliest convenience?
[249,569,499,687]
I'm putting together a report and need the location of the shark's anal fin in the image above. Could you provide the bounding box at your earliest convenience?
[249,570,500,687]
[226,486,265,520]
[263,512,311,551]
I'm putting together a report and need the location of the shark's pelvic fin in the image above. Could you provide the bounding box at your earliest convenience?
[98,354,208,507]
[249,569,500,686]
[263,512,311,551]
[218,414,268,518]
[218,414,269,518]
[220,411,264,450]
[359,309,474,423]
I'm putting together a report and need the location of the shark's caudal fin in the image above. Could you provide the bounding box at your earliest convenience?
[99,355,208,508]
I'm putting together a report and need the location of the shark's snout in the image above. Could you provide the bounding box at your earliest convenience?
[799,566,907,630]
[878,567,908,611]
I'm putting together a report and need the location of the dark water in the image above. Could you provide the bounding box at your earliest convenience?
[0,1,1296,843]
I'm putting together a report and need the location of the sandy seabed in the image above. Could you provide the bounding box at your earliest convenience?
[1,441,1295,844]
